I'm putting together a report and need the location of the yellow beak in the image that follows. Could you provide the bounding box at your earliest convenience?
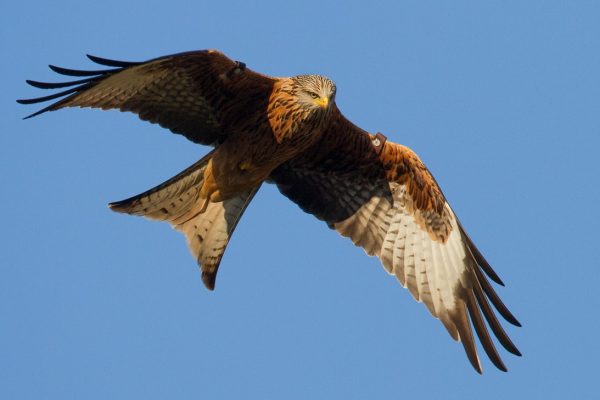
[315,96,329,108]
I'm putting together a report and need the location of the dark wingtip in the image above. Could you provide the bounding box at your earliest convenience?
[457,220,505,286]
[473,265,522,327]
[87,54,143,68]
[465,291,508,373]
[503,311,521,327]
[19,55,135,120]
[16,83,93,119]
[474,247,505,286]
[17,97,39,119]
[49,64,115,77]
[19,106,52,119]
[494,277,505,287]
[26,79,45,88]
[22,113,36,120]
[26,77,96,89]
[15,85,83,105]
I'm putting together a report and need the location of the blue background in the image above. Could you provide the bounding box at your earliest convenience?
[2,1,599,398]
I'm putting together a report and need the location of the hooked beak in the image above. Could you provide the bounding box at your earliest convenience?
[315,96,329,108]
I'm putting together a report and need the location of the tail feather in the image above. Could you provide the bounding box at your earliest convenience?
[109,150,260,289]
[109,151,213,220]
[177,185,260,289]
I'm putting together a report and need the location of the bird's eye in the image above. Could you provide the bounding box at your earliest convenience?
[309,92,319,99]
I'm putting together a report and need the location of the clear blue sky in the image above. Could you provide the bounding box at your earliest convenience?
[2,1,599,398]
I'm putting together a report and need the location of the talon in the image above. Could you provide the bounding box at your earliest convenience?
[238,161,251,171]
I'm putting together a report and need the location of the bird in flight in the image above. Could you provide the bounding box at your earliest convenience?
[18,49,521,373]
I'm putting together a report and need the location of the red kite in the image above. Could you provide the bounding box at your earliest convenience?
[19,50,521,373]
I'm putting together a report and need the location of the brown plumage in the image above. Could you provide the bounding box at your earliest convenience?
[18,49,521,373]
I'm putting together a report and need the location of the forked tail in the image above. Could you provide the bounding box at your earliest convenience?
[109,150,261,289]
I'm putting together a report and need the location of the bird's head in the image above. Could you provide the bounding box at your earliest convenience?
[291,75,336,112]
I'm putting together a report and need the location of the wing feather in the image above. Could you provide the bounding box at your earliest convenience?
[18,50,275,145]
[270,112,520,372]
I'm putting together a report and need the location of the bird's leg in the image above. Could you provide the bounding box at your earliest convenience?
[197,159,222,214]
[197,148,263,213]
[198,185,222,214]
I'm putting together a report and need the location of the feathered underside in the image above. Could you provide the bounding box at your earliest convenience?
[19,50,521,373]
[271,114,521,373]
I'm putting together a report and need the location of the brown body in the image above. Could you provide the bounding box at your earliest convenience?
[203,77,332,202]
[19,49,521,373]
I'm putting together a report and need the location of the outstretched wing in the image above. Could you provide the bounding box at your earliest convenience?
[270,112,521,373]
[18,50,275,145]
